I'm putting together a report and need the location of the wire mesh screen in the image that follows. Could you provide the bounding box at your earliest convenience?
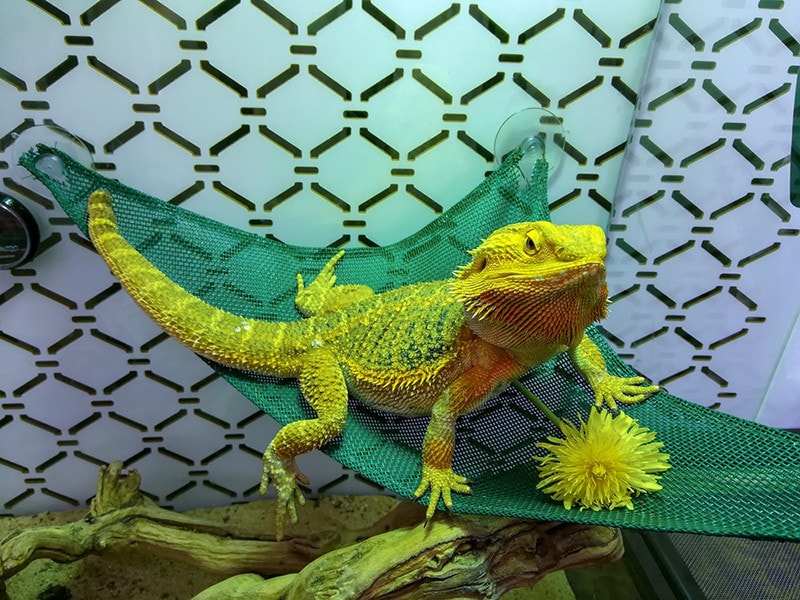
[19,144,800,541]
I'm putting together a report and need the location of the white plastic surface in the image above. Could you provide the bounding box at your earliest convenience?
[0,0,660,514]
[4,0,796,517]
[603,1,800,427]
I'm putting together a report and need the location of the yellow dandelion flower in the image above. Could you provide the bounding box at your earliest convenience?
[534,407,670,511]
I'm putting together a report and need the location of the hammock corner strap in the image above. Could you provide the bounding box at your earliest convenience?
[20,144,800,541]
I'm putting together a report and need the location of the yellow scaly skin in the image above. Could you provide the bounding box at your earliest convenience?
[87,190,658,537]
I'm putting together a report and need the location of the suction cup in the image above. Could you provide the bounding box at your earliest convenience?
[494,108,565,182]
[11,123,93,185]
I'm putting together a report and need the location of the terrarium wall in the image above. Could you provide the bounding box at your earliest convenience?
[0,0,798,517]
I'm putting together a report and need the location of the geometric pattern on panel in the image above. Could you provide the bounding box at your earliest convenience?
[604,0,800,427]
[0,0,661,515]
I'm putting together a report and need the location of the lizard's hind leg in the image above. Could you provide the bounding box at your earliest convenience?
[260,349,348,539]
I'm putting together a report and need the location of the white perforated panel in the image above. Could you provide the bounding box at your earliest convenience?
[603,0,800,427]
[5,0,793,519]
[0,0,661,515]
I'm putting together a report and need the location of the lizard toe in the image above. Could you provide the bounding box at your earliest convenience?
[261,448,307,540]
[415,465,472,522]
[594,375,659,409]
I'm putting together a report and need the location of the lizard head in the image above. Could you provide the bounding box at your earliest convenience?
[451,221,608,349]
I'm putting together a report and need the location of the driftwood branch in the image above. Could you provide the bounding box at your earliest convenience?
[194,516,623,599]
[2,462,623,600]
[0,462,319,580]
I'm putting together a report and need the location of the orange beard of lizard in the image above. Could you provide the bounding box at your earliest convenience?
[459,263,608,351]
[450,221,609,354]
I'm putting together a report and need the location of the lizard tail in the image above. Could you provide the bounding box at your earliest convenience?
[87,190,302,376]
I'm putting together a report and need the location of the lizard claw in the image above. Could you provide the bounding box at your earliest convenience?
[260,448,307,540]
[593,375,660,411]
[413,465,472,524]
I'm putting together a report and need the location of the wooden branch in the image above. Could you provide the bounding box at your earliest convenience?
[194,516,624,600]
[2,461,624,600]
[0,462,320,581]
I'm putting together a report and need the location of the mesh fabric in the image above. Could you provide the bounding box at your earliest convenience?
[21,144,800,541]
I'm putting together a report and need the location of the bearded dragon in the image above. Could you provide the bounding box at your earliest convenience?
[87,189,657,537]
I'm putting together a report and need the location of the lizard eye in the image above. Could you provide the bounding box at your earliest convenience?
[524,231,540,255]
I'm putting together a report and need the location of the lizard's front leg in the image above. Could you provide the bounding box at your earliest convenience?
[260,349,347,539]
[569,334,659,410]
[414,392,472,523]
[414,347,523,522]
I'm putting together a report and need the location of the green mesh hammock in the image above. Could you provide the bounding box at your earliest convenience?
[21,144,800,541]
